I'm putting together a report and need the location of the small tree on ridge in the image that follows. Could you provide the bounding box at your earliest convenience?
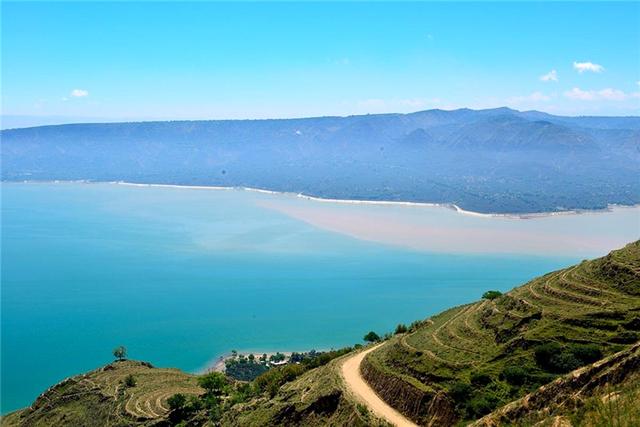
[113,345,127,361]
[363,331,381,343]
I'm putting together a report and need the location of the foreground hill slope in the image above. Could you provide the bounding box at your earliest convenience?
[362,241,640,425]
[471,341,640,426]
[2,242,639,426]
[2,108,639,213]
[1,361,203,427]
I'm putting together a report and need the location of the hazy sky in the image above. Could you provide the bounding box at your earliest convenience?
[2,1,639,121]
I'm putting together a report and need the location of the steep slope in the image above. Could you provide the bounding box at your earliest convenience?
[472,341,640,426]
[361,241,640,425]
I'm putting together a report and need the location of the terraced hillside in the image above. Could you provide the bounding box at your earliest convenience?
[363,241,640,425]
[1,360,203,426]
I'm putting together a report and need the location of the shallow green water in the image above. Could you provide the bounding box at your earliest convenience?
[0,182,604,412]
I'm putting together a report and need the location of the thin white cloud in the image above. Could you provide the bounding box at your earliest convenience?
[509,92,552,104]
[564,87,637,101]
[573,61,604,73]
[597,88,627,101]
[71,89,89,97]
[539,70,558,82]
[357,98,386,109]
[356,97,441,113]
[564,88,596,100]
[398,98,427,108]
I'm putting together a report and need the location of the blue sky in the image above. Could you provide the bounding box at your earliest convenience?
[2,1,639,121]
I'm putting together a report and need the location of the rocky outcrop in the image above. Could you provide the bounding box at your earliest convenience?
[360,355,456,426]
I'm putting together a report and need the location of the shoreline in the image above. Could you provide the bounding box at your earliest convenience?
[4,179,640,219]
[197,350,312,375]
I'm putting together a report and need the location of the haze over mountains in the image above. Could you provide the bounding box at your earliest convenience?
[2,107,639,213]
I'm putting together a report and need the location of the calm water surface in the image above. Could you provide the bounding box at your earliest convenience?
[2,182,635,413]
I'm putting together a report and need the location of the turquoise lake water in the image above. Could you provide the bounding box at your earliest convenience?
[1,182,621,413]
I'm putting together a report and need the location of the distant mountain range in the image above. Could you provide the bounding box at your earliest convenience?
[2,107,639,213]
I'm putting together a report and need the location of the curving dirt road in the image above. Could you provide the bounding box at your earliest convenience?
[340,343,418,427]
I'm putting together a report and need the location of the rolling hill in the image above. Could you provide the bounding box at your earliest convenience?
[2,108,639,214]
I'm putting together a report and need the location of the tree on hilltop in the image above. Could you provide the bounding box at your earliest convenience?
[482,290,503,300]
[113,345,127,361]
[363,331,381,343]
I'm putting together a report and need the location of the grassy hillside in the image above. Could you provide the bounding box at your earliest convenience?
[1,360,203,427]
[221,354,387,427]
[2,241,638,426]
[363,241,640,424]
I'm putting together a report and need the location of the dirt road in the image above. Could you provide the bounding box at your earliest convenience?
[340,343,418,427]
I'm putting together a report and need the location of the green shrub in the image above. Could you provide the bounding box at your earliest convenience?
[363,331,381,342]
[123,374,136,388]
[449,381,472,403]
[528,372,557,388]
[482,290,503,300]
[611,330,638,344]
[550,352,581,373]
[254,364,307,397]
[185,395,203,411]
[534,342,562,369]
[409,320,423,331]
[470,372,492,386]
[167,393,186,411]
[535,342,596,373]
[569,343,602,364]
[356,403,369,418]
[394,324,408,334]
[468,394,498,418]
[228,383,254,405]
[501,366,528,386]
[198,372,228,397]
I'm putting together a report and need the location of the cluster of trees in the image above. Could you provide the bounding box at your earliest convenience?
[534,342,602,374]
[224,353,269,381]
[362,321,414,343]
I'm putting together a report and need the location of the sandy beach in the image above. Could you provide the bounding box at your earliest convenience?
[110,180,639,219]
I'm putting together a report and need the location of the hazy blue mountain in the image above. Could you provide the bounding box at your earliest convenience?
[2,108,639,213]
[0,115,137,130]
